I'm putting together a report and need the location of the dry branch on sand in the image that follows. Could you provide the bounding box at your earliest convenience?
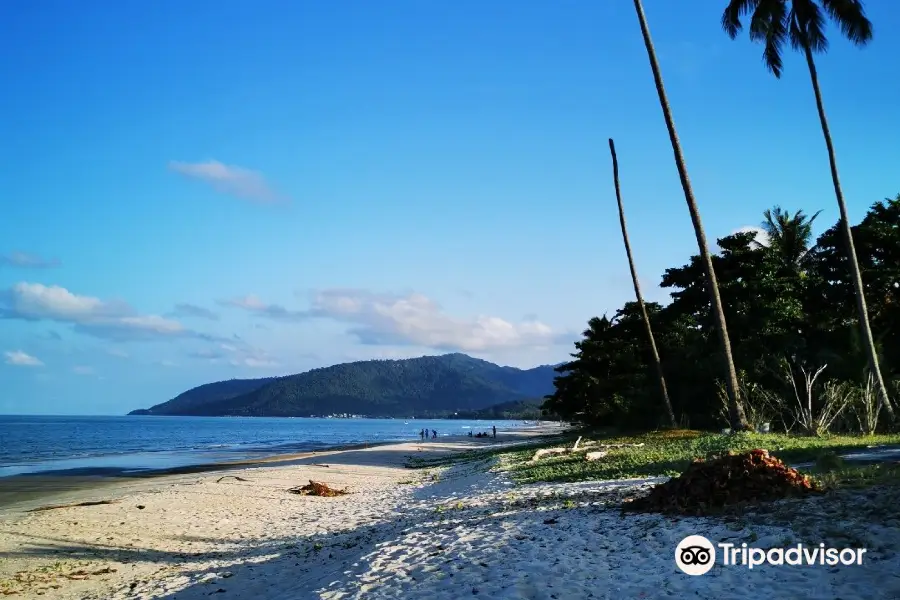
[287,480,350,497]
[216,476,251,483]
[531,440,645,462]
[531,448,570,461]
[593,443,645,450]
[27,500,117,513]
[624,449,818,515]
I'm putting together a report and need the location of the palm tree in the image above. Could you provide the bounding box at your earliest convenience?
[722,0,895,421]
[632,0,750,431]
[608,138,677,428]
[760,206,823,270]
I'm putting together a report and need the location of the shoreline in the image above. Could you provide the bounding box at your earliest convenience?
[1,424,898,599]
[0,426,564,599]
[0,418,563,478]
[0,426,562,512]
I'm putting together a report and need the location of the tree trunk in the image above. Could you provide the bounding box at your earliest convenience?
[801,42,895,422]
[631,0,749,431]
[608,138,677,428]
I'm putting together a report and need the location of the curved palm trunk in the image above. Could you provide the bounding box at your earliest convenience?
[609,138,677,428]
[632,0,749,431]
[801,42,895,421]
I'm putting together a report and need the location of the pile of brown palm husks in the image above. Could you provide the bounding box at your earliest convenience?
[624,449,819,515]
[288,480,349,497]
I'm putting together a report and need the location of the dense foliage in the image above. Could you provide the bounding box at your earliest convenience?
[132,353,556,418]
[543,196,900,432]
[128,377,277,415]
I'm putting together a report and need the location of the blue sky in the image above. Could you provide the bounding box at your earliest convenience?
[2,1,898,415]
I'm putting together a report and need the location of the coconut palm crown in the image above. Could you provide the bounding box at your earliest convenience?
[722,0,872,77]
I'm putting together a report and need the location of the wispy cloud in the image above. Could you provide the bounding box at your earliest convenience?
[188,341,280,369]
[4,350,44,367]
[0,282,223,343]
[169,303,220,321]
[221,288,571,353]
[217,295,306,321]
[72,365,95,376]
[168,160,284,204]
[309,289,570,352]
[0,252,60,269]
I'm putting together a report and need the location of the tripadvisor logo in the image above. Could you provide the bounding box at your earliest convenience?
[675,535,867,575]
[675,535,716,575]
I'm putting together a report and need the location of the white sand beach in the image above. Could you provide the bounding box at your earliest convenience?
[1,427,898,599]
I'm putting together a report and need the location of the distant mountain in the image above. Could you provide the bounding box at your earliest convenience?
[129,353,556,418]
[128,377,278,416]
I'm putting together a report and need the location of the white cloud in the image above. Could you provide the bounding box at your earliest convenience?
[310,289,565,352]
[155,359,178,368]
[0,282,220,342]
[4,350,43,367]
[224,288,569,353]
[3,282,123,320]
[168,160,283,203]
[0,252,60,269]
[107,347,130,358]
[730,226,770,249]
[72,365,95,375]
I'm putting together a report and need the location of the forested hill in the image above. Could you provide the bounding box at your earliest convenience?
[129,353,557,418]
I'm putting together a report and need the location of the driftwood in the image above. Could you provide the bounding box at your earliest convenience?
[531,447,569,461]
[593,443,645,449]
[585,451,609,462]
[531,439,645,462]
[216,475,251,483]
[288,480,349,497]
[27,500,117,513]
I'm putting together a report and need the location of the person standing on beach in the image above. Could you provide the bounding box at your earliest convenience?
[492,425,496,439]
[431,429,437,440]
[420,429,425,441]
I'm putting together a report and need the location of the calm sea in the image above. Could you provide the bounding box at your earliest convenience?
[0,415,534,478]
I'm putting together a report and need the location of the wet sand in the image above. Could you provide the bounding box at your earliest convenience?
[0,429,559,513]
[0,427,563,599]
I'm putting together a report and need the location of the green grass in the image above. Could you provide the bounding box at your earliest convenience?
[813,462,900,490]
[495,429,900,484]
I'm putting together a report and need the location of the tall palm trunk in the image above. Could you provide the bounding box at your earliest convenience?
[632,0,749,431]
[801,41,895,421]
[609,138,677,428]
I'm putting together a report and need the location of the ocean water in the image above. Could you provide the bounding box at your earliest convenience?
[0,415,535,478]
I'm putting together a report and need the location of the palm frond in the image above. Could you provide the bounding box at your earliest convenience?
[722,0,760,38]
[723,0,875,73]
[745,0,789,76]
[790,0,828,52]
[762,1,789,77]
[821,0,873,46]
[808,209,824,227]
